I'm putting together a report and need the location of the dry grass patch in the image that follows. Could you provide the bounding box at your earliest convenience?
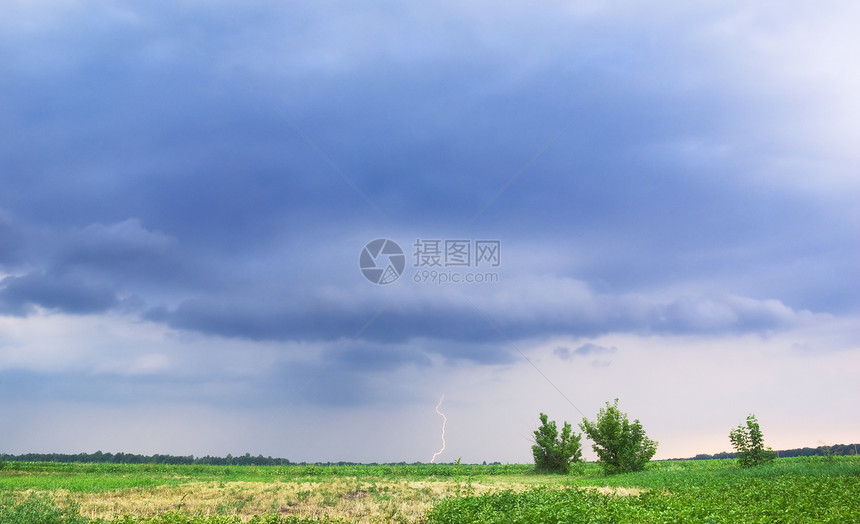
[31,477,545,523]
[7,473,644,522]
[581,485,645,496]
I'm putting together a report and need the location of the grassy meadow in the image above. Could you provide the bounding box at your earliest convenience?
[1,457,858,523]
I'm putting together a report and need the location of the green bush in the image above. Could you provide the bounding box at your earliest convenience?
[729,414,775,468]
[580,398,657,474]
[531,412,583,474]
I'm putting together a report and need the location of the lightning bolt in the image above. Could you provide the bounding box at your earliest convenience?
[431,394,447,463]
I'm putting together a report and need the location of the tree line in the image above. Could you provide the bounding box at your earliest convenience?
[0,452,294,466]
[681,443,859,461]
[0,452,491,467]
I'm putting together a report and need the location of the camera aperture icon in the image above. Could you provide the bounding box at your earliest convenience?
[360,239,405,285]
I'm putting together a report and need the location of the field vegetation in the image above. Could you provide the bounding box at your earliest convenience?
[1,457,858,523]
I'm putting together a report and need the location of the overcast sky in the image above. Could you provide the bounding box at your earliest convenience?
[1,1,858,463]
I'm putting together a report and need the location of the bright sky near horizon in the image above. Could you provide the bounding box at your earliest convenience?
[1,1,858,463]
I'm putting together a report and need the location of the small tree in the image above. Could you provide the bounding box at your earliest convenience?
[729,414,774,467]
[580,399,657,474]
[532,413,583,474]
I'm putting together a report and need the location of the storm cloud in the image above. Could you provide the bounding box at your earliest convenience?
[0,1,857,462]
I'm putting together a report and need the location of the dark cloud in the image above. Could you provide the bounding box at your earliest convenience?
[322,343,433,372]
[0,272,118,316]
[140,283,810,363]
[0,1,855,374]
[572,343,617,357]
[50,219,189,289]
[143,298,514,364]
[0,212,23,266]
[58,219,175,267]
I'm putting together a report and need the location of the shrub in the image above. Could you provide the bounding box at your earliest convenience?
[532,413,583,474]
[729,414,775,467]
[580,398,657,474]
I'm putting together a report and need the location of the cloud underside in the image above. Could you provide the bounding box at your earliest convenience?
[145,287,803,345]
[1,264,806,344]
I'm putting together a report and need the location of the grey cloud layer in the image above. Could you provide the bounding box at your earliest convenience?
[0,1,857,380]
[142,278,807,353]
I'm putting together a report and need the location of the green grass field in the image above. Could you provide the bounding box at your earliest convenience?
[1,457,858,523]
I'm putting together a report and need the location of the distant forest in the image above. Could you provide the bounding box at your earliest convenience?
[0,451,290,466]
[1,444,857,465]
[0,451,472,466]
[676,443,858,461]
